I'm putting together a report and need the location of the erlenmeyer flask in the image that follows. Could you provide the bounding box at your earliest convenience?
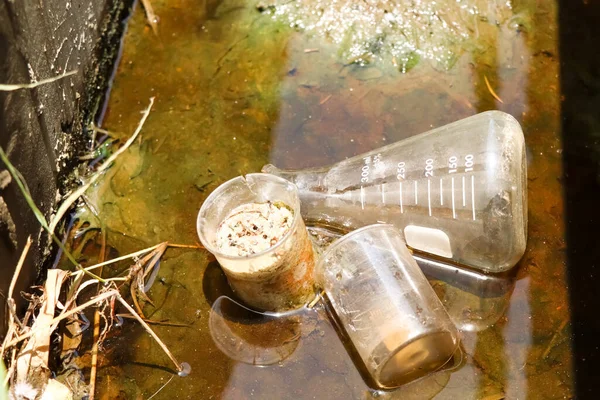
[263,111,527,273]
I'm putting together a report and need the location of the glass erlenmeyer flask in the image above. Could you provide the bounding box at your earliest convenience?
[263,111,527,273]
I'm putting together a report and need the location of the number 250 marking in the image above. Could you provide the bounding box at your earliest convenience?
[397,162,405,180]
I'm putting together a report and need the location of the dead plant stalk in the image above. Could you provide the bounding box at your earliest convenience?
[0,70,77,91]
[3,288,184,373]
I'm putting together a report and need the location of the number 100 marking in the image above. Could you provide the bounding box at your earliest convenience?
[465,154,474,172]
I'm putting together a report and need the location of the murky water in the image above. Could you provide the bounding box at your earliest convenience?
[65,0,570,398]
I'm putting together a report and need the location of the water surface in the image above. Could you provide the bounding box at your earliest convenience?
[69,0,570,398]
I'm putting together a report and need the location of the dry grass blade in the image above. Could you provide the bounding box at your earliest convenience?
[147,375,175,400]
[1,237,32,360]
[140,0,159,35]
[8,237,32,299]
[3,302,35,387]
[72,243,163,277]
[542,318,569,359]
[116,297,184,373]
[484,75,504,104]
[130,282,146,319]
[128,244,165,317]
[89,228,107,400]
[4,290,119,349]
[140,243,167,288]
[116,314,190,327]
[72,241,199,278]
[16,270,68,385]
[89,311,101,400]
[49,97,155,233]
[319,94,332,105]
[169,243,202,249]
[0,70,77,91]
[480,393,505,400]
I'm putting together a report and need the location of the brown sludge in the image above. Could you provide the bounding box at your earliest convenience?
[215,202,316,312]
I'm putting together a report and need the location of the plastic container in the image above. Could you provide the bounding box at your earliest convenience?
[197,173,316,312]
[318,224,459,389]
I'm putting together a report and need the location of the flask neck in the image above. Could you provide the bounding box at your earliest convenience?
[261,164,329,192]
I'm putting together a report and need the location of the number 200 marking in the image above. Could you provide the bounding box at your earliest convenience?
[425,158,434,177]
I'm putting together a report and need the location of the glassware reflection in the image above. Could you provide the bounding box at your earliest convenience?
[208,296,302,366]
[308,226,515,332]
[415,255,515,332]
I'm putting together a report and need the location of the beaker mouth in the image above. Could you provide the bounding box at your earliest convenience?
[196,173,302,261]
[315,223,399,271]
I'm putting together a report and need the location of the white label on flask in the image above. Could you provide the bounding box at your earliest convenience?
[404,225,453,258]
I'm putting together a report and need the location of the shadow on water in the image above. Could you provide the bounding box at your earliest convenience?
[63,0,574,398]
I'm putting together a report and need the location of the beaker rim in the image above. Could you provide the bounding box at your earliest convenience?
[316,223,399,267]
[196,173,302,261]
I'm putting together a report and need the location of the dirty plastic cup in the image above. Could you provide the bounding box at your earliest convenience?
[197,173,316,312]
[318,224,459,389]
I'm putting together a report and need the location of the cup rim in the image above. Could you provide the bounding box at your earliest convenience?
[315,223,400,270]
[196,173,301,261]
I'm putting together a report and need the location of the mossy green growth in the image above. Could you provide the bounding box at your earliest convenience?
[400,51,420,73]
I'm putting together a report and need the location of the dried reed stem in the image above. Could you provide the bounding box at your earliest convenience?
[140,0,159,35]
[8,236,32,299]
[0,70,77,91]
[4,290,119,349]
[71,243,163,277]
[484,75,504,104]
[147,375,175,400]
[116,297,183,372]
[89,310,101,400]
[1,237,32,359]
[71,241,199,277]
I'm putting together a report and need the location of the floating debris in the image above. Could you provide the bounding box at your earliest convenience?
[484,75,505,104]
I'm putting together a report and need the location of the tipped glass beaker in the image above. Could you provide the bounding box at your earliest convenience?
[318,224,460,389]
[264,111,527,273]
